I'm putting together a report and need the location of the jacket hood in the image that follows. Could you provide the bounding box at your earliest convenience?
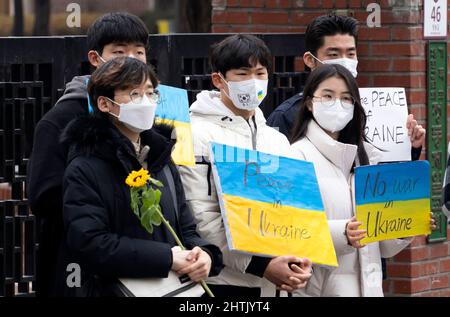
[190,90,267,126]
[56,75,91,105]
[190,91,235,117]
[60,114,176,173]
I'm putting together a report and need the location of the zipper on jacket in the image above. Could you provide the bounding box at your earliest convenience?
[246,116,258,150]
[197,156,212,196]
[221,116,233,122]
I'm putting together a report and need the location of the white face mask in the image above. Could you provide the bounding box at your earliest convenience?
[107,95,157,133]
[312,100,354,133]
[220,74,268,111]
[309,52,358,78]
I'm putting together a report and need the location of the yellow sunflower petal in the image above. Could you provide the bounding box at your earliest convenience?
[126,168,151,188]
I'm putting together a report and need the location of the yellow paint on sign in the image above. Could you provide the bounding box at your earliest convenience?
[223,194,338,267]
[155,119,195,166]
[356,198,431,244]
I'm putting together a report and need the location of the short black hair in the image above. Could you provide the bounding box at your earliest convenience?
[87,12,149,54]
[305,14,359,55]
[210,34,272,75]
[88,57,158,115]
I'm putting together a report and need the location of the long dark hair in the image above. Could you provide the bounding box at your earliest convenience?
[290,64,369,166]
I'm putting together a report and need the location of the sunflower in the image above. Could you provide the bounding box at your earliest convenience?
[126,168,150,188]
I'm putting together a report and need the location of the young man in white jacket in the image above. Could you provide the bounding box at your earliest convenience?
[178,34,312,297]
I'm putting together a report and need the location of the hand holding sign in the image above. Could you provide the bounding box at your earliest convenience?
[430,212,437,231]
[345,216,367,248]
[407,114,426,149]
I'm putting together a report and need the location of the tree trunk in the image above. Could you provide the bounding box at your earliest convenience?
[12,0,24,36]
[178,0,212,33]
[33,0,50,36]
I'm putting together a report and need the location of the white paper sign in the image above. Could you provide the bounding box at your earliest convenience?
[359,87,412,162]
[424,0,447,38]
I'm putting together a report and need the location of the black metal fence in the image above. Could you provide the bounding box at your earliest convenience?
[0,33,307,297]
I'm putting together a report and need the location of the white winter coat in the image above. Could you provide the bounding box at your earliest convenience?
[178,91,295,296]
[291,120,412,297]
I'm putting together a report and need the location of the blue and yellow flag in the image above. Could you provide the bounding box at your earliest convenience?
[355,161,431,244]
[155,85,195,166]
[209,142,338,267]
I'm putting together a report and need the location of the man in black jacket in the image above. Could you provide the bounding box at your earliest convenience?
[27,12,151,297]
[266,14,425,160]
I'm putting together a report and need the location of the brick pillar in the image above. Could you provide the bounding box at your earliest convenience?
[211,0,450,297]
[383,229,450,296]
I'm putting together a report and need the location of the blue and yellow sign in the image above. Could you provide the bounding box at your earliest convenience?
[209,142,338,267]
[355,161,431,244]
[155,85,195,166]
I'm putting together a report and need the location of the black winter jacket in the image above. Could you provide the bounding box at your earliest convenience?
[27,75,91,297]
[55,115,223,296]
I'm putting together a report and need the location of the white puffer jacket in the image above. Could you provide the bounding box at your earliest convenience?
[291,120,412,297]
[178,91,295,296]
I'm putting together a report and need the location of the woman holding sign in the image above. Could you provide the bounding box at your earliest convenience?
[289,64,434,297]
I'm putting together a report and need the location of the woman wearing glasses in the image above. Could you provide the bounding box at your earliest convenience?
[289,64,413,297]
[54,57,223,296]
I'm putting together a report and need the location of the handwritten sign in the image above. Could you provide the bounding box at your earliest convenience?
[359,87,412,162]
[155,85,195,166]
[209,142,337,267]
[355,161,431,244]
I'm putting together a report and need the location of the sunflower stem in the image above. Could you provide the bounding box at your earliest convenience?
[155,208,215,297]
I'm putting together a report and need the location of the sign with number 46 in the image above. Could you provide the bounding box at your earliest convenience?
[424,0,447,38]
